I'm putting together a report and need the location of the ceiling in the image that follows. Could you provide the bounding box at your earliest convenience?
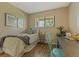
[9,2,70,14]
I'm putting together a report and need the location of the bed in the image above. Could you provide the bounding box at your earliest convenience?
[0,33,38,57]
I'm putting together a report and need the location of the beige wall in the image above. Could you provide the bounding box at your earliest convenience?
[29,7,69,43]
[0,3,70,43]
[0,3,28,33]
[69,2,79,35]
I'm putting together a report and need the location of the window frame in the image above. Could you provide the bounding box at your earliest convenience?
[35,16,55,28]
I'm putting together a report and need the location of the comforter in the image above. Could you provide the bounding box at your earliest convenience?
[3,37,26,56]
[0,33,38,56]
[0,35,30,48]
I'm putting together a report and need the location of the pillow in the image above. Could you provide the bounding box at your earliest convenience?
[74,35,79,41]
[76,34,79,36]
[66,32,72,37]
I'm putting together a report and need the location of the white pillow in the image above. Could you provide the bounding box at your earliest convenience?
[18,33,29,37]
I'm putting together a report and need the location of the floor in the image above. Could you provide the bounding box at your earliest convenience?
[23,43,49,57]
[0,43,56,57]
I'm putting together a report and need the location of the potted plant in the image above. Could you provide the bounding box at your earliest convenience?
[56,25,66,37]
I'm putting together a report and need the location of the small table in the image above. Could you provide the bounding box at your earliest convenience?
[38,32,45,43]
[57,37,79,57]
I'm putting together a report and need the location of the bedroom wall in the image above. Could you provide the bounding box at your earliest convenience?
[69,2,79,35]
[28,7,69,43]
[0,3,70,43]
[0,3,28,34]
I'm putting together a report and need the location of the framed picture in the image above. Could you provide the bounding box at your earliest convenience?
[45,16,55,27]
[5,13,17,27]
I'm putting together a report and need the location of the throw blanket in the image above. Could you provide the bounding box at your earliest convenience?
[0,35,30,48]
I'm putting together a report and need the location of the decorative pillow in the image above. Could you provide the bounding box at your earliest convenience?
[66,32,72,37]
[74,35,79,41]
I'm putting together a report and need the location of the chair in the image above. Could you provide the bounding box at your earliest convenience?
[52,37,64,57]
[46,32,64,57]
[51,48,64,57]
[46,32,53,56]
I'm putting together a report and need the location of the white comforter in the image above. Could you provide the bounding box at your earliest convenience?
[18,33,38,44]
[3,37,26,57]
[2,33,38,56]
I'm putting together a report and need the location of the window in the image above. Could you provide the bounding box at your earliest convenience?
[35,17,44,28]
[38,20,44,27]
[35,16,55,28]
[18,17,24,28]
[5,13,25,29]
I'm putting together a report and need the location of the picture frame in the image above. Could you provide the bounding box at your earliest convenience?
[5,13,17,27]
[45,16,55,27]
